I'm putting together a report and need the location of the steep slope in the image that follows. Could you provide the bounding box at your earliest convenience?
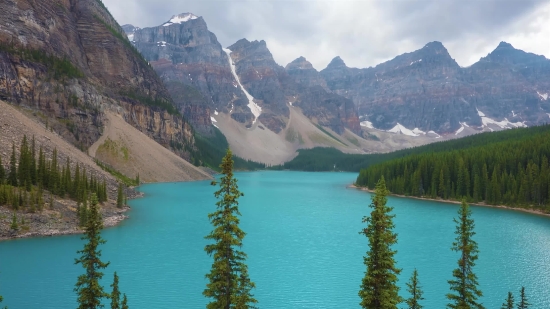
[0,100,124,239]
[89,112,211,182]
[127,14,361,135]
[320,41,550,134]
[0,0,198,176]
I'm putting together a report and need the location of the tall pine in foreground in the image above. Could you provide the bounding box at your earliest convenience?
[405,269,424,309]
[359,177,401,309]
[517,287,530,309]
[74,193,110,309]
[446,200,484,309]
[501,292,514,309]
[203,149,258,309]
[110,272,120,309]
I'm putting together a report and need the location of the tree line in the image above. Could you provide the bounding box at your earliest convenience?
[0,135,130,232]
[356,126,550,209]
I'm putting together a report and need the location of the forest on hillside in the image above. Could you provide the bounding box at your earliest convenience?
[356,125,550,209]
[273,126,550,172]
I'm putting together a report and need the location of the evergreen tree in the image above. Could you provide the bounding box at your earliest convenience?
[501,292,514,309]
[74,193,110,309]
[116,183,124,208]
[517,287,530,309]
[8,143,17,187]
[446,200,484,309]
[31,135,37,185]
[110,272,120,309]
[10,212,18,230]
[359,177,401,309]
[121,294,128,309]
[405,269,424,309]
[203,149,257,309]
[0,155,5,183]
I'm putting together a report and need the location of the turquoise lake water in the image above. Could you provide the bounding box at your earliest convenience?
[1,171,550,308]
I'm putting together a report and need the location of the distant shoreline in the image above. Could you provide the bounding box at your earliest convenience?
[348,184,550,219]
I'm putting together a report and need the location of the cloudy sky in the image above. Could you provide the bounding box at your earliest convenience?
[103,0,550,70]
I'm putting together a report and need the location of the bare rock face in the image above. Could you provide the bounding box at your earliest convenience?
[129,14,253,131]
[320,41,550,134]
[0,0,194,157]
[286,56,330,91]
[128,15,361,135]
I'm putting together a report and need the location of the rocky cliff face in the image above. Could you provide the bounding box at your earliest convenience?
[128,13,251,134]
[128,15,361,135]
[320,41,550,134]
[0,0,194,156]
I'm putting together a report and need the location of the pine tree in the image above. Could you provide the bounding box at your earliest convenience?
[517,287,530,309]
[116,183,124,208]
[446,200,484,309]
[10,212,18,230]
[74,193,110,309]
[0,155,5,183]
[8,143,17,187]
[359,177,402,309]
[121,294,128,309]
[501,292,514,309]
[405,269,424,309]
[203,149,257,309]
[31,135,37,185]
[110,272,121,309]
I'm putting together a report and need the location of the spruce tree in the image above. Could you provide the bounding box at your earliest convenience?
[110,272,120,309]
[501,292,514,309]
[116,183,123,208]
[121,294,128,309]
[517,287,530,309]
[446,200,484,309]
[359,177,401,309]
[203,149,257,309]
[8,143,17,187]
[74,193,110,309]
[405,269,424,309]
[0,155,5,183]
[10,212,18,230]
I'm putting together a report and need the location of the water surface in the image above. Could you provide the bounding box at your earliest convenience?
[1,171,549,308]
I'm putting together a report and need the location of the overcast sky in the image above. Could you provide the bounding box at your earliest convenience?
[102,0,550,70]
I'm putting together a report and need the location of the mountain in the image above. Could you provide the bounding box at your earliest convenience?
[127,13,380,164]
[320,41,550,134]
[0,0,210,181]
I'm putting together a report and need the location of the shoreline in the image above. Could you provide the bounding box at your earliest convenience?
[348,184,550,219]
[0,189,145,242]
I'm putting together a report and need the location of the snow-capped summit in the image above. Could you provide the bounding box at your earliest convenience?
[163,13,199,26]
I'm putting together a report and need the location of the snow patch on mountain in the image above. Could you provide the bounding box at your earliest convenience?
[428,131,441,138]
[214,110,219,116]
[163,13,198,26]
[210,116,217,123]
[410,59,423,65]
[537,91,548,100]
[455,125,465,135]
[476,108,486,117]
[481,116,526,128]
[387,123,418,137]
[223,48,262,123]
[512,110,517,117]
[360,121,374,129]
[412,128,426,135]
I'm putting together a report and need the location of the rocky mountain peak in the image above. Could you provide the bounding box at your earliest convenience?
[326,56,347,68]
[496,41,514,49]
[285,56,314,70]
[162,13,199,27]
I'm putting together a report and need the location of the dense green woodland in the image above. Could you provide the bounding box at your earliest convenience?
[274,125,550,172]
[356,125,550,210]
[0,135,114,214]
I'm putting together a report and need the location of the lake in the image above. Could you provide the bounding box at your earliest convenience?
[1,171,549,308]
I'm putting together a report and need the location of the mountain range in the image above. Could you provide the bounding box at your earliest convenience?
[123,12,550,163]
